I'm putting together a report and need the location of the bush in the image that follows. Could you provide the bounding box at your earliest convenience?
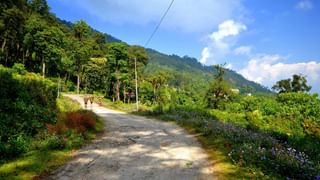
[12,63,27,75]
[0,66,57,159]
[44,134,66,150]
[64,110,96,133]
[46,123,67,135]
[66,131,84,149]
[6,135,29,157]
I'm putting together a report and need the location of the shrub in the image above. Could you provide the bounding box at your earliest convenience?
[6,135,29,157]
[66,131,84,149]
[0,66,57,159]
[64,111,96,133]
[46,123,67,135]
[44,134,66,150]
[12,63,27,75]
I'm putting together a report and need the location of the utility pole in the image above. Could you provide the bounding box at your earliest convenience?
[135,57,139,111]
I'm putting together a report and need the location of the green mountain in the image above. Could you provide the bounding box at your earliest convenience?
[57,18,121,43]
[58,20,270,94]
[144,49,271,94]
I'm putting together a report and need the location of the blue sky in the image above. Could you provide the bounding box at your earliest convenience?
[48,0,320,93]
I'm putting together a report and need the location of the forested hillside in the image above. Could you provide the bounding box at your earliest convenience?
[145,49,271,94]
[56,19,271,95]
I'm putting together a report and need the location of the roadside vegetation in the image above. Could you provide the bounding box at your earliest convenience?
[0,66,103,179]
[93,66,320,179]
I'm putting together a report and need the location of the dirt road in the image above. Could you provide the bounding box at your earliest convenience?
[46,94,214,180]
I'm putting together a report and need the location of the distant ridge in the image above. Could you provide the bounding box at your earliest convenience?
[59,19,271,94]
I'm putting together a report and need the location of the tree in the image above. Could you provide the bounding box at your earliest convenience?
[206,64,234,109]
[291,74,312,92]
[106,43,129,101]
[82,58,108,93]
[0,7,25,66]
[91,32,106,57]
[147,71,169,105]
[24,14,65,77]
[72,20,91,94]
[128,45,148,103]
[29,0,49,16]
[272,74,311,93]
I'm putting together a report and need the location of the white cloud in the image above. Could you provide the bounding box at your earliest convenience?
[57,0,245,33]
[234,46,252,56]
[210,20,247,41]
[296,0,313,11]
[239,55,320,93]
[199,20,247,65]
[200,47,210,64]
[226,63,233,69]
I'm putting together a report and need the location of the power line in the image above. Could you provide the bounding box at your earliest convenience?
[144,0,175,47]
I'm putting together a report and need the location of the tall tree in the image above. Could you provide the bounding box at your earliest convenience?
[24,14,65,77]
[206,64,234,109]
[72,20,91,94]
[272,74,311,93]
[147,71,169,104]
[106,43,129,101]
[272,79,292,93]
[127,45,148,102]
[0,7,25,66]
[29,0,49,16]
[291,74,312,92]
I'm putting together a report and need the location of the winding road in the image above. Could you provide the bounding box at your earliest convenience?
[46,94,214,180]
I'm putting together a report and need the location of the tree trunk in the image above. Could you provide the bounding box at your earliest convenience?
[116,78,121,101]
[77,73,80,94]
[123,86,126,103]
[1,39,6,53]
[5,51,8,66]
[42,61,45,78]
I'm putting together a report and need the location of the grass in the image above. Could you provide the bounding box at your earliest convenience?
[56,95,81,112]
[98,97,152,112]
[0,96,104,180]
[0,150,74,180]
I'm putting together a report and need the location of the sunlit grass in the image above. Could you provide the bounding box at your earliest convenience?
[0,150,73,180]
[99,97,152,112]
[57,95,81,112]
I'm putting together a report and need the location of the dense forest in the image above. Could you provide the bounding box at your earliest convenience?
[0,0,319,179]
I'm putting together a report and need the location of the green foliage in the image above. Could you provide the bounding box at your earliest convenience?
[12,63,27,75]
[206,65,235,109]
[143,102,320,179]
[56,96,81,112]
[83,58,108,93]
[6,135,30,157]
[272,74,312,93]
[206,80,234,109]
[43,134,66,150]
[0,66,57,158]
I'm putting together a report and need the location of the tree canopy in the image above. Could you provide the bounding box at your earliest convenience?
[272,74,312,93]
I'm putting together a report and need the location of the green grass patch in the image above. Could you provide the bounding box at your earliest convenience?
[56,95,81,112]
[98,97,152,112]
[0,150,73,180]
